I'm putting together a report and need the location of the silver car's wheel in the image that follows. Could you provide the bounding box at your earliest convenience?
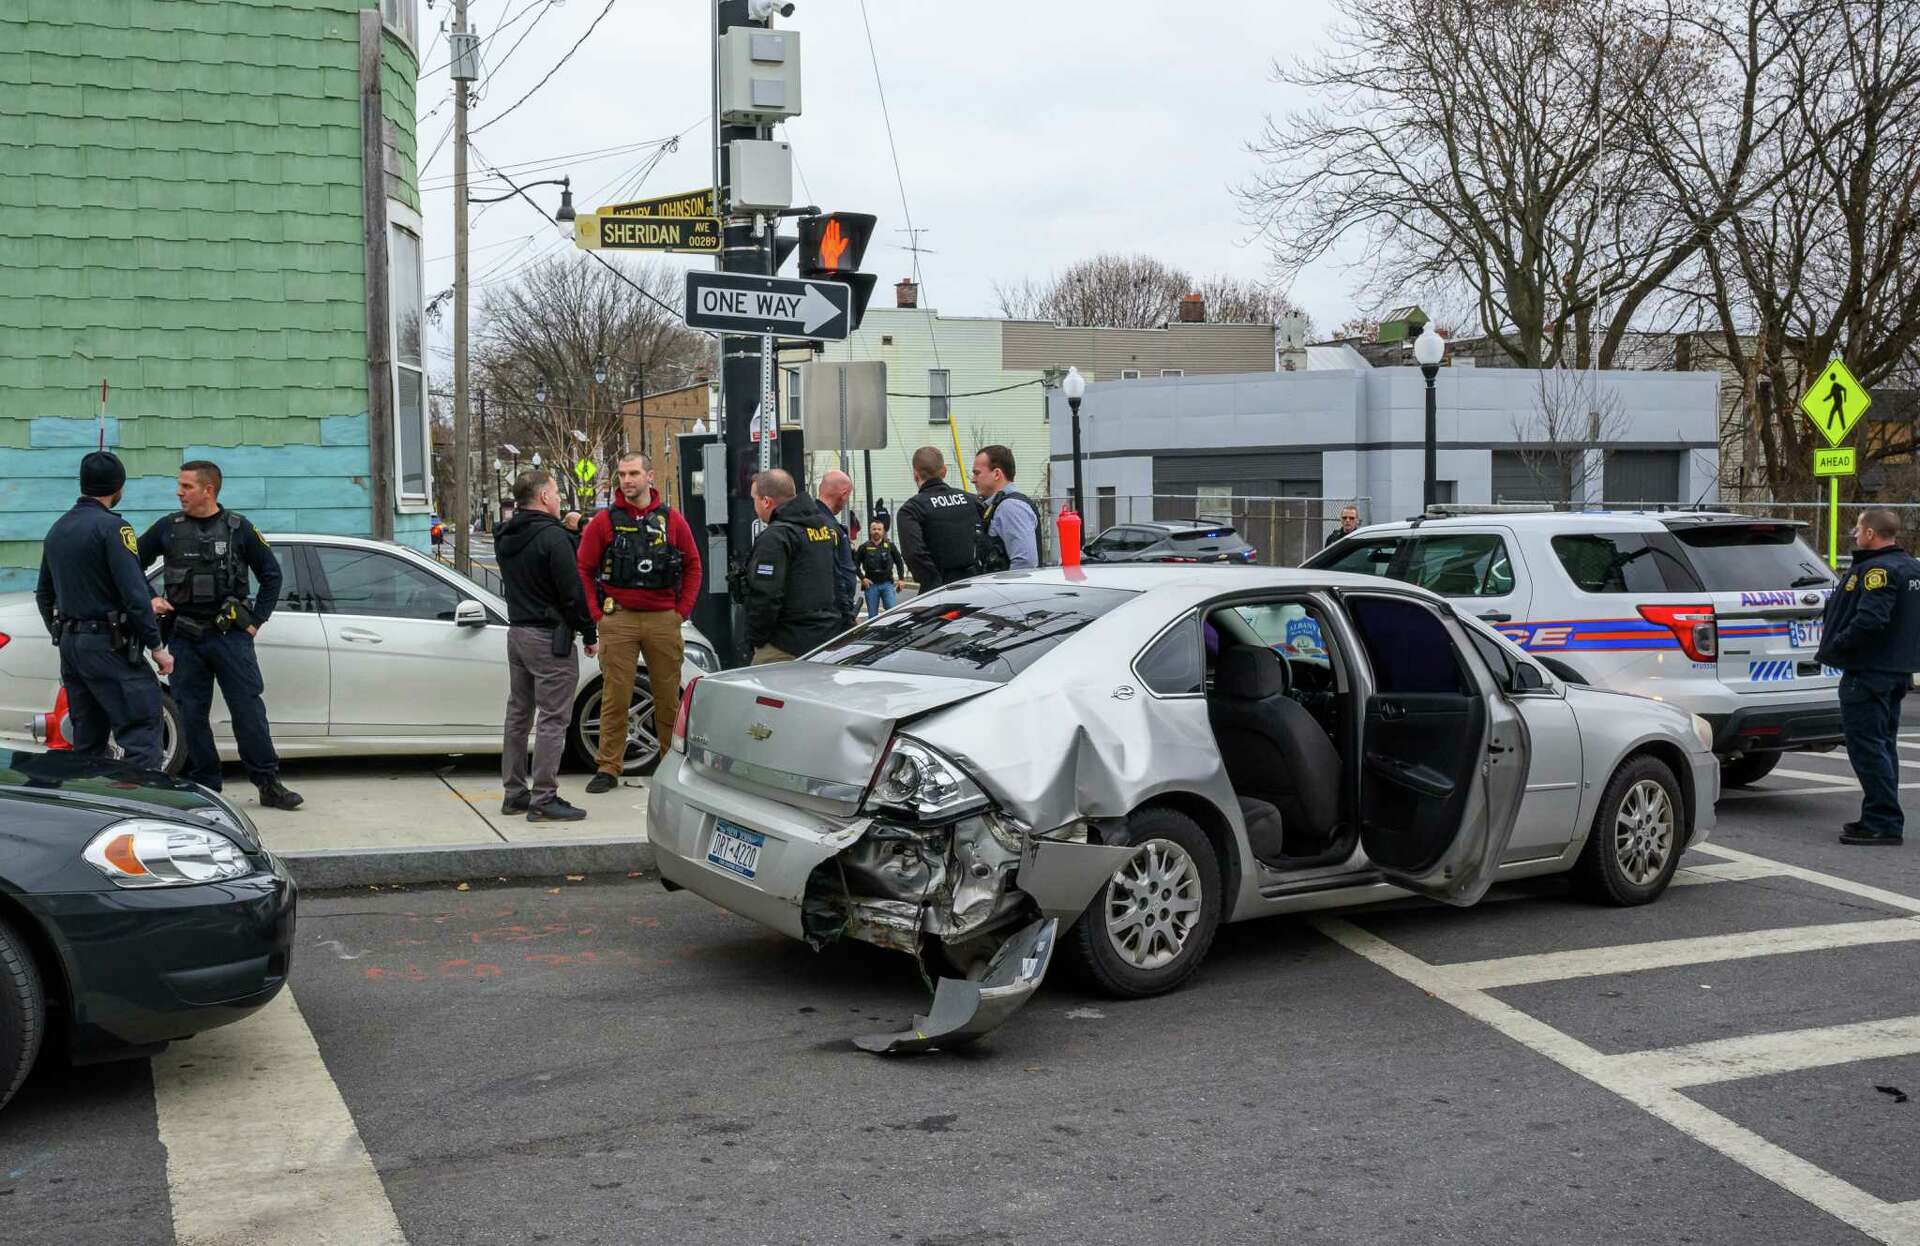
[1614,778,1675,886]
[568,680,660,776]
[108,692,183,776]
[1104,839,1204,971]
[1572,755,1684,906]
[1063,805,1222,999]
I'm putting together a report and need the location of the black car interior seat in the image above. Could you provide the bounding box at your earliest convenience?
[1207,645,1343,864]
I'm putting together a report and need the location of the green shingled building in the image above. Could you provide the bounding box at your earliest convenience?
[0,0,431,592]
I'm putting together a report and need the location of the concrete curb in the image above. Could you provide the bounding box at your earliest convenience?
[281,838,657,890]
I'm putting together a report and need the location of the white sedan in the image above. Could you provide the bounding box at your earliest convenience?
[0,534,717,775]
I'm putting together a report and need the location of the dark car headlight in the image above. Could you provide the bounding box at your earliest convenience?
[685,642,719,673]
[82,819,253,888]
[863,737,989,821]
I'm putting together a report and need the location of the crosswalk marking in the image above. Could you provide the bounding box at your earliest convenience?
[1691,844,1920,916]
[1605,1015,1920,1089]
[151,988,406,1246]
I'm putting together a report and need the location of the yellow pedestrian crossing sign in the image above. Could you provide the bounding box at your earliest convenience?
[1799,359,1871,448]
[574,459,597,485]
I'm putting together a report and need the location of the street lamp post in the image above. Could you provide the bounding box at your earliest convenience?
[1062,366,1087,515]
[1413,323,1446,512]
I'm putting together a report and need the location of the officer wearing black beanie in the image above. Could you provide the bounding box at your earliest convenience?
[33,451,174,769]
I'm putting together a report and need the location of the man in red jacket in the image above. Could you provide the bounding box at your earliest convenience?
[575,452,702,791]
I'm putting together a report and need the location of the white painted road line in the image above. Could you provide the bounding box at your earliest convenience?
[1697,844,1920,916]
[1671,859,1787,885]
[151,988,406,1246]
[1436,918,1920,991]
[1314,917,1920,1246]
[1607,1015,1920,1089]
[1719,780,1920,800]
[1770,767,1857,786]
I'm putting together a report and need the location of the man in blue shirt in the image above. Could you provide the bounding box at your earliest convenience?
[970,444,1042,571]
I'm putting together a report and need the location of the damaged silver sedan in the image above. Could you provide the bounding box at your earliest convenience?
[646,568,1718,1052]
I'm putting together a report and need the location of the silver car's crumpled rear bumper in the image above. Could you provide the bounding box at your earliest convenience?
[648,755,1127,1052]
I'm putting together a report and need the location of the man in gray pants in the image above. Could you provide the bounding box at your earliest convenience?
[494,469,599,821]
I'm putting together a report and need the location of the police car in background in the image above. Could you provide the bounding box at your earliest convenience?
[1308,510,1839,787]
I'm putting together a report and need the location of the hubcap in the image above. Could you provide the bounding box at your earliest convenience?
[1104,838,1202,971]
[1614,778,1675,886]
[579,687,659,773]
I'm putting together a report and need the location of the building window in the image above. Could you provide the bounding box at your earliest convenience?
[1160,368,1184,378]
[785,367,801,427]
[382,0,417,46]
[391,222,429,502]
[928,369,950,424]
[1121,368,1141,380]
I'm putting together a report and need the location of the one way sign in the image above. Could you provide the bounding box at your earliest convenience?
[684,271,851,341]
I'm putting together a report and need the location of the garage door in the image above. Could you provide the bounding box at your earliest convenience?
[1604,451,1686,505]
[1491,451,1572,503]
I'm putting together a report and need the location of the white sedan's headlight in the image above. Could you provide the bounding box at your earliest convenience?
[1691,714,1716,752]
[82,819,252,888]
[865,737,988,821]
[684,643,719,673]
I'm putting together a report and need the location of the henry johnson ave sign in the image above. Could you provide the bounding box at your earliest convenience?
[683,271,851,341]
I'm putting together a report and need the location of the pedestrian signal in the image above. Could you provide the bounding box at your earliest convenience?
[797,212,878,330]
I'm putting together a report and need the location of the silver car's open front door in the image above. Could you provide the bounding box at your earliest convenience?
[1342,593,1529,907]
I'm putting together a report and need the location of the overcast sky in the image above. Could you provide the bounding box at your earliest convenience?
[417,0,1360,372]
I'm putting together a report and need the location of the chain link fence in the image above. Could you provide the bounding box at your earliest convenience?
[1029,495,1375,568]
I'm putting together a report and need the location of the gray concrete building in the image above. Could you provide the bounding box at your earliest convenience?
[1047,365,1720,562]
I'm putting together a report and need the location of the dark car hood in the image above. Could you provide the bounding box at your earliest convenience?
[0,751,261,850]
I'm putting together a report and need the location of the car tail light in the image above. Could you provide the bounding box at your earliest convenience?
[1639,603,1718,662]
[0,631,9,650]
[671,676,700,754]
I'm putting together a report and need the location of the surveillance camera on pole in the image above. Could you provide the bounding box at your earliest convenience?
[748,0,795,21]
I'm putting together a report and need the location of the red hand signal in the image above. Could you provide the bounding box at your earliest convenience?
[819,219,849,270]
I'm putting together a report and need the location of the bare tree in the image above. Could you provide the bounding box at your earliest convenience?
[996,253,1307,329]
[1693,0,1920,499]
[1242,0,1805,369]
[1507,369,1632,503]
[472,257,708,504]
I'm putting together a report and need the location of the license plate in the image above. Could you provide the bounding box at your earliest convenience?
[1789,620,1823,649]
[707,820,764,879]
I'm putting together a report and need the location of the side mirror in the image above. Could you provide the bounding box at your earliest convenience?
[454,599,489,628]
[1512,662,1547,693]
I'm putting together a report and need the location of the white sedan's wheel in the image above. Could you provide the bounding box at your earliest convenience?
[1614,778,1676,887]
[568,678,660,776]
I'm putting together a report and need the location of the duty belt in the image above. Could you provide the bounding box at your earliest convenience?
[61,619,114,634]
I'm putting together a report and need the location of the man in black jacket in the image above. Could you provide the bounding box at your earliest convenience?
[495,469,599,821]
[745,469,844,665]
[895,446,981,591]
[1817,508,1920,845]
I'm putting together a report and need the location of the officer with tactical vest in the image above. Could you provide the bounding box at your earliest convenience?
[970,444,1044,572]
[136,460,301,809]
[35,451,174,769]
[1817,507,1920,846]
[896,446,982,591]
[575,452,702,791]
[744,469,845,665]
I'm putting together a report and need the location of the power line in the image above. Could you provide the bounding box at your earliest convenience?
[474,0,559,81]
[886,378,1043,400]
[471,0,617,136]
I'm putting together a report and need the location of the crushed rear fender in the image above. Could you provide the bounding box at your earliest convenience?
[854,918,1058,1054]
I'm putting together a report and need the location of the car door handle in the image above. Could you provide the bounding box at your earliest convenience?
[339,628,384,644]
[1378,701,1406,721]
[1478,611,1512,623]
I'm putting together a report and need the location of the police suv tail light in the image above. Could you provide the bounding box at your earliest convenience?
[671,676,700,754]
[1639,604,1718,662]
[862,735,988,821]
[0,631,9,650]
[82,819,251,888]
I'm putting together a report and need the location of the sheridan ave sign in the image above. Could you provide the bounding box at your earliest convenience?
[683,271,851,340]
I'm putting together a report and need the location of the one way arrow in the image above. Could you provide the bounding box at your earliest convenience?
[797,283,839,334]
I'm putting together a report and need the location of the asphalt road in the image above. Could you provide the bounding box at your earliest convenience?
[7,743,1920,1245]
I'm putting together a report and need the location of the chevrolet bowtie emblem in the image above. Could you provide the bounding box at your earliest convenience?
[747,723,773,741]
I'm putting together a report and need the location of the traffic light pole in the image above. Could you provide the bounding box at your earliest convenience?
[709,0,775,666]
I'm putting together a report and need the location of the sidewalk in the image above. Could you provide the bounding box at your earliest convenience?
[232,755,656,889]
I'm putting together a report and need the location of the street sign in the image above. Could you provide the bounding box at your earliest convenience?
[684,271,851,340]
[574,459,597,485]
[1798,359,1872,448]
[574,213,721,253]
[1813,447,1856,477]
[600,187,713,218]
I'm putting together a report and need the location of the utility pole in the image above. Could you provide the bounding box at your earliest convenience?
[449,0,475,575]
[476,388,488,529]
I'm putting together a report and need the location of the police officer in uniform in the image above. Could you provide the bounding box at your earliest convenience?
[575,452,702,791]
[33,451,174,769]
[895,446,981,591]
[1817,507,1920,846]
[969,444,1044,572]
[137,460,301,809]
[744,470,844,665]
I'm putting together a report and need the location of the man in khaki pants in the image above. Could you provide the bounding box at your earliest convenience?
[575,453,702,791]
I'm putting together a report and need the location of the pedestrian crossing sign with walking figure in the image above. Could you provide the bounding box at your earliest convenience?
[1798,359,1871,448]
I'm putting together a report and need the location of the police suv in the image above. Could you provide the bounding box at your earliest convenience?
[1308,510,1840,787]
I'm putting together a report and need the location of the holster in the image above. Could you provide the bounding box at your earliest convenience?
[550,623,573,659]
[172,614,210,641]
